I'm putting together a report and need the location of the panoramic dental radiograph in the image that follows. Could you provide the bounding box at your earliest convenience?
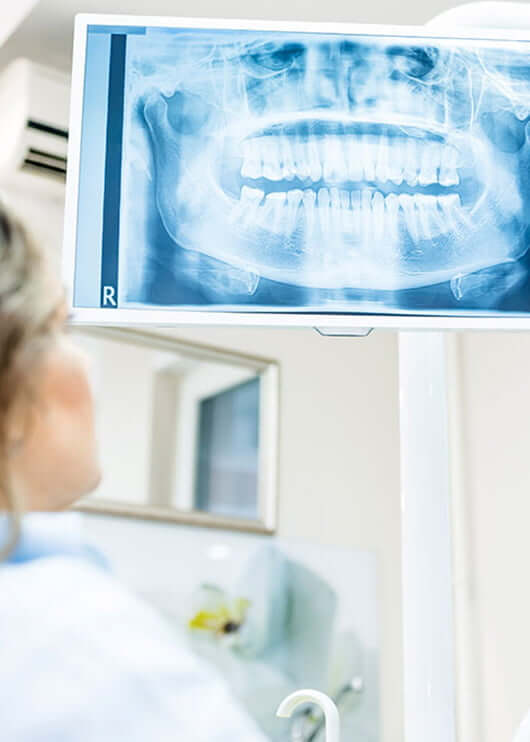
[78,25,530,314]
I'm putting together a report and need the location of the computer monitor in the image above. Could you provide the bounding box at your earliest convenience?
[64,15,530,328]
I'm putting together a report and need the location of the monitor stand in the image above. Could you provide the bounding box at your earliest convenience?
[313,326,373,337]
[399,331,457,742]
[313,327,458,741]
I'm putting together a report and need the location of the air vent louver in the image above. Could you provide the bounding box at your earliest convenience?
[22,119,68,181]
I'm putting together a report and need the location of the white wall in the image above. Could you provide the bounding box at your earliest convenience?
[82,325,403,742]
[0,0,487,74]
[455,331,530,742]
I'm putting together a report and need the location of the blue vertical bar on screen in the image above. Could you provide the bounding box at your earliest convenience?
[100,33,126,308]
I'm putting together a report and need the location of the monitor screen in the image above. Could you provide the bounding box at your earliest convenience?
[64,16,530,328]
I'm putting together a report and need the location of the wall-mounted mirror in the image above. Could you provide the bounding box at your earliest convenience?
[73,328,279,533]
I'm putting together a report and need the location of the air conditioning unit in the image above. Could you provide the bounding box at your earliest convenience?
[0,58,70,200]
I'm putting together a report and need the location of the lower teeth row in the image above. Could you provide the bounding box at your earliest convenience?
[231,186,468,243]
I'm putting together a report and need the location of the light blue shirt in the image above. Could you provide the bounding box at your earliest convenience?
[515,712,530,742]
[0,515,268,742]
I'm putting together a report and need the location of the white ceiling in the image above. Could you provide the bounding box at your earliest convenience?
[0,0,467,75]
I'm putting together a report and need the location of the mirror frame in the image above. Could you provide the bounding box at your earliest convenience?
[73,327,280,534]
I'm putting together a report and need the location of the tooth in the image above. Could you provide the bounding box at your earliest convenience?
[240,185,264,201]
[303,189,316,234]
[384,193,400,242]
[403,138,418,187]
[236,186,264,226]
[415,195,433,239]
[339,189,353,236]
[254,139,265,179]
[388,139,404,185]
[262,137,282,181]
[329,186,341,207]
[257,192,285,233]
[431,196,451,235]
[323,136,346,182]
[286,189,303,233]
[351,190,361,239]
[329,187,342,240]
[329,186,341,210]
[375,137,389,183]
[333,137,347,181]
[308,138,322,182]
[322,138,333,180]
[399,194,420,243]
[416,195,440,239]
[241,138,261,179]
[439,145,459,187]
[438,194,458,232]
[280,136,296,180]
[293,137,310,180]
[241,185,264,205]
[361,189,373,242]
[339,189,350,210]
[318,187,330,235]
[372,191,384,243]
[418,143,440,186]
[438,193,470,233]
[318,137,328,177]
[346,137,363,182]
[361,135,377,181]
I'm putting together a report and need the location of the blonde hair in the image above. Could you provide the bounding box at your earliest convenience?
[0,204,60,559]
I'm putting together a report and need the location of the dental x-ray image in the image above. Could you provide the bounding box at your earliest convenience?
[71,21,530,318]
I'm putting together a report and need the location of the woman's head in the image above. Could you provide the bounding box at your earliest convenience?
[0,203,100,535]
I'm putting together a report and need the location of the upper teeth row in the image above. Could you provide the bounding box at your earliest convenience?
[233,185,469,243]
[241,135,460,187]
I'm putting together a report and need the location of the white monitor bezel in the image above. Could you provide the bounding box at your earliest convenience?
[63,14,530,330]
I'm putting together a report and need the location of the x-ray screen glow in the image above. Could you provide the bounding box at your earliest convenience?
[65,17,530,324]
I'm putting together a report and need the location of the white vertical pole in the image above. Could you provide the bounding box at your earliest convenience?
[399,331,456,742]
[446,335,482,742]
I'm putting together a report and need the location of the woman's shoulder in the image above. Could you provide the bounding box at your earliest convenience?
[0,554,193,668]
[0,555,267,742]
[1,552,136,616]
[2,550,126,596]
[0,555,160,649]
